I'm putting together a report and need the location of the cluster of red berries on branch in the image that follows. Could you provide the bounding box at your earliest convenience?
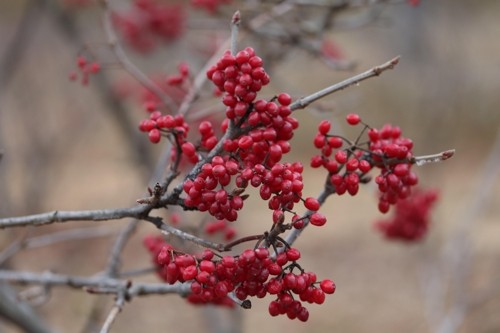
[69,55,100,86]
[144,235,335,321]
[138,112,192,150]
[112,0,185,53]
[191,0,233,14]
[204,219,237,241]
[110,0,236,53]
[376,189,438,242]
[58,0,444,326]
[134,40,444,320]
[179,46,325,228]
[312,113,419,213]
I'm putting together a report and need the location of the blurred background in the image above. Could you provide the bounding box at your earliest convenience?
[0,0,499,332]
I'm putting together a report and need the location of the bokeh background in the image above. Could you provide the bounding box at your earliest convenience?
[0,0,499,332]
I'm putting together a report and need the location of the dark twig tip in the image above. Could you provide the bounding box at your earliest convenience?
[442,149,455,160]
[241,299,252,309]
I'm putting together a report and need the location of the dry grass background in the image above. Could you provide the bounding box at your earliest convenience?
[0,0,499,332]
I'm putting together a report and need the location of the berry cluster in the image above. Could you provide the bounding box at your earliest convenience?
[312,114,419,213]
[69,56,100,86]
[191,0,232,14]
[204,219,237,241]
[183,156,243,221]
[144,236,335,321]
[376,189,438,241]
[166,62,190,86]
[138,112,191,150]
[368,124,418,213]
[220,94,298,167]
[311,115,370,197]
[198,120,218,151]
[112,0,184,53]
[207,48,271,122]
[180,47,316,225]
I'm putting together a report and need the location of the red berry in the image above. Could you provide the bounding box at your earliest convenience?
[235,50,250,64]
[334,150,348,164]
[309,213,326,226]
[314,134,326,149]
[297,307,309,322]
[286,248,301,261]
[320,279,336,294]
[277,93,292,106]
[328,136,343,149]
[346,113,361,125]
[304,197,320,211]
[181,142,196,156]
[182,265,198,281]
[268,301,281,316]
[318,120,331,135]
[148,129,161,143]
[89,62,100,73]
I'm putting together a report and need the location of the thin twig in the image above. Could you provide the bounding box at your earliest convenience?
[411,149,455,166]
[230,11,241,56]
[0,206,148,228]
[154,217,225,252]
[290,56,401,111]
[0,206,228,253]
[99,295,125,333]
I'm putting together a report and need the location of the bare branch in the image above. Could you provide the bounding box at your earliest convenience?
[290,56,401,111]
[0,205,148,228]
[0,270,191,297]
[99,295,125,333]
[0,206,228,254]
[153,217,226,252]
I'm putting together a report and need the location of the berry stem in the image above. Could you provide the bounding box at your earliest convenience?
[222,234,265,251]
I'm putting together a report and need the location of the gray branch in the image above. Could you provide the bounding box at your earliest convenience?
[0,270,191,298]
[0,205,148,228]
[290,56,401,111]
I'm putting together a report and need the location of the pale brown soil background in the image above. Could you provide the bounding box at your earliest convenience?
[0,1,499,333]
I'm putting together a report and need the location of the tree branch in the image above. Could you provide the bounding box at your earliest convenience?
[99,295,125,333]
[0,270,191,297]
[290,56,401,111]
[0,205,148,228]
